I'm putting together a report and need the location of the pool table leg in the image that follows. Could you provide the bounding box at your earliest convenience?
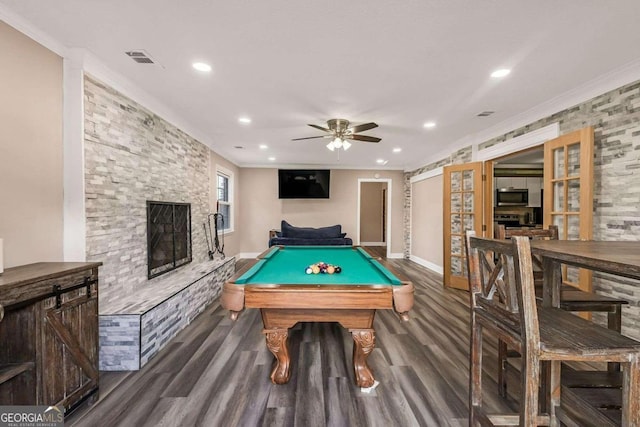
[264,328,291,384]
[351,329,376,388]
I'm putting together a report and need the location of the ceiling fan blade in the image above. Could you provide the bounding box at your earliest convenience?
[348,122,378,133]
[348,134,381,143]
[308,124,331,132]
[291,135,330,141]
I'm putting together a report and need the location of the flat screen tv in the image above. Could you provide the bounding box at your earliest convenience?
[278,169,330,199]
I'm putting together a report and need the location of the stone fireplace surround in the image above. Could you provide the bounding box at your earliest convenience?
[84,75,233,370]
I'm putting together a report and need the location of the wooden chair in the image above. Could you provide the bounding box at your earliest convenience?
[466,231,640,426]
[495,224,628,387]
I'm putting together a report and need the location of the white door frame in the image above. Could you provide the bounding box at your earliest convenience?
[473,123,559,161]
[357,178,392,257]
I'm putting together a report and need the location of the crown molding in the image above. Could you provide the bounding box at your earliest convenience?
[406,58,640,172]
[0,5,67,56]
[1,5,241,168]
[81,53,242,167]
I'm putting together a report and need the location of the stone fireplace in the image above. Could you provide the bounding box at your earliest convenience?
[84,75,235,370]
[84,75,209,307]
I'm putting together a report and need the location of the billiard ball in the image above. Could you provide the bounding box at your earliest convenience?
[335,266,342,273]
[305,266,313,274]
[312,265,321,274]
[326,266,335,274]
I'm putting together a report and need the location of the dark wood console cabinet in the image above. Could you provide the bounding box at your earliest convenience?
[0,262,101,414]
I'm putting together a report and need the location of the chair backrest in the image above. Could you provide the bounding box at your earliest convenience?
[495,225,558,272]
[466,231,540,346]
[495,224,558,240]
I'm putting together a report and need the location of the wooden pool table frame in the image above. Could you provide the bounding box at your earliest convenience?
[221,246,414,388]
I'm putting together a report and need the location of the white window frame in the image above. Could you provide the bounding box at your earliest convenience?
[216,165,234,234]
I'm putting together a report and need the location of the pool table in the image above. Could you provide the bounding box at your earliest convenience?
[221,245,414,388]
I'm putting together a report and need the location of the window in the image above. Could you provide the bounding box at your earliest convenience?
[216,166,233,233]
[147,201,192,279]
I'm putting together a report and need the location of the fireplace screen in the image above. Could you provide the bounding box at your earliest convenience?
[147,201,192,279]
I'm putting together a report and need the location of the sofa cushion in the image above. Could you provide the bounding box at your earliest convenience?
[280,220,342,239]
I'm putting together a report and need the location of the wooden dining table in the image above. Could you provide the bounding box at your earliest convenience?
[530,240,640,309]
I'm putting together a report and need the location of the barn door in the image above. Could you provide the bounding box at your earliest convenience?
[543,126,594,291]
[41,283,99,409]
[443,162,484,290]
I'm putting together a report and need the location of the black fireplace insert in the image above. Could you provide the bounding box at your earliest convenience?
[147,201,192,279]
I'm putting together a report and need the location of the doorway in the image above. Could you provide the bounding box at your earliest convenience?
[444,126,594,293]
[357,179,391,257]
[491,147,544,237]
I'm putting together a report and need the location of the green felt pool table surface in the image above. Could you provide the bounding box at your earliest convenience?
[235,246,401,286]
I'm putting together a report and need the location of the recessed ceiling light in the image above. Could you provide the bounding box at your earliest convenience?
[238,117,252,124]
[259,144,268,150]
[268,156,276,161]
[192,62,212,72]
[491,68,511,78]
[423,121,436,129]
[376,159,386,164]
[393,148,402,153]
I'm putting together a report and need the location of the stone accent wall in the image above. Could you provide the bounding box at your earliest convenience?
[406,79,640,339]
[84,75,210,306]
[403,173,411,258]
[403,146,473,258]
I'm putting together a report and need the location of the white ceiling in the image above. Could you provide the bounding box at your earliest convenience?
[3,1,640,170]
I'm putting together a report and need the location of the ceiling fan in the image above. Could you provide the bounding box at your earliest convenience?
[292,119,381,151]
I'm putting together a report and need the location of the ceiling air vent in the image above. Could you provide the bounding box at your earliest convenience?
[477,111,495,117]
[125,50,155,64]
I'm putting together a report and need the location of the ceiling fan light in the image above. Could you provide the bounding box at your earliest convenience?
[342,140,352,150]
[326,141,335,151]
[333,137,343,148]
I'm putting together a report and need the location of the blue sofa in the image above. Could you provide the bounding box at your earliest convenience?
[268,220,353,247]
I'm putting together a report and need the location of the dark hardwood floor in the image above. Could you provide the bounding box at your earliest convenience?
[67,254,517,427]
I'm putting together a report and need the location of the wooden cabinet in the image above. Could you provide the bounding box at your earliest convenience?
[0,262,101,414]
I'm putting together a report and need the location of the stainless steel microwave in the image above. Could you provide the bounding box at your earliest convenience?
[496,188,529,206]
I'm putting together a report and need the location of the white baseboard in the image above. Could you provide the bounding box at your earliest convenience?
[238,252,262,259]
[387,252,404,259]
[360,242,386,246]
[409,255,444,275]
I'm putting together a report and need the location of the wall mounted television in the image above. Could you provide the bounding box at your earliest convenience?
[278,169,330,199]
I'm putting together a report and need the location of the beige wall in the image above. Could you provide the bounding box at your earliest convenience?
[411,175,443,268]
[0,21,63,268]
[239,168,405,254]
[210,151,241,258]
[360,182,386,243]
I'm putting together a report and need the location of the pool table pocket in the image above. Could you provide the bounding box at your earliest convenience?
[392,282,415,321]
[221,282,245,320]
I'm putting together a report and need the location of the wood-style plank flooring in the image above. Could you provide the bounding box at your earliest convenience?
[67,252,517,426]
